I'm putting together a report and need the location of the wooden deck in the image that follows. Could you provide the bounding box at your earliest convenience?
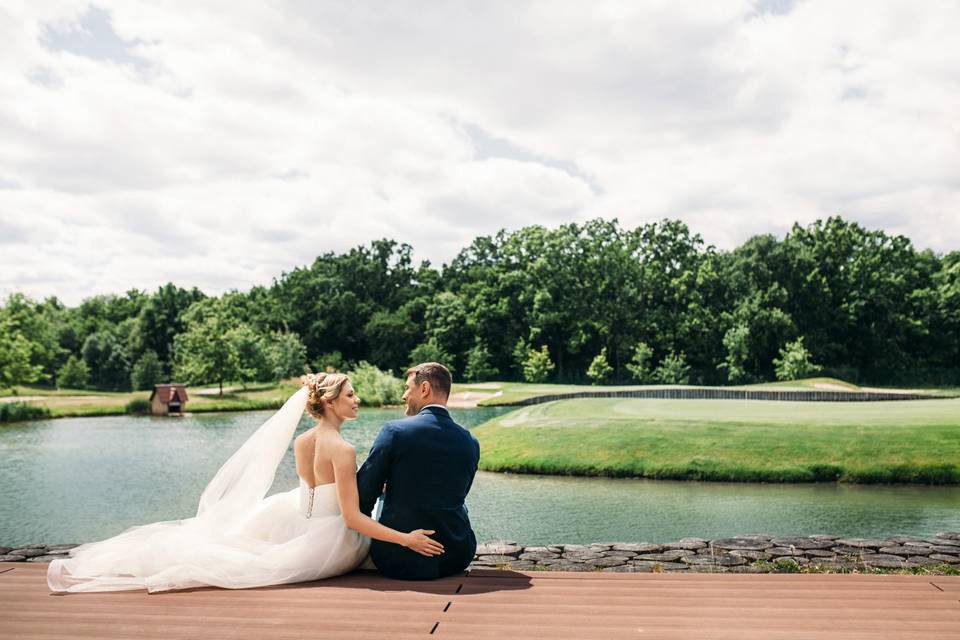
[2,562,960,639]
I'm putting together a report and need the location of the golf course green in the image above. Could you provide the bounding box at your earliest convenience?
[472,397,960,484]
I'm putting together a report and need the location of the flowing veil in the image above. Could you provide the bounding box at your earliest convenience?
[46,387,354,593]
[196,387,308,521]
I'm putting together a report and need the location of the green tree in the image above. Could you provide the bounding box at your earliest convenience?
[271,239,435,365]
[626,220,722,384]
[264,331,308,381]
[228,324,270,385]
[313,351,350,373]
[172,315,241,395]
[718,235,797,379]
[348,361,403,406]
[512,337,530,374]
[779,217,933,380]
[82,331,131,391]
[57,355,90,389]
[130,350,163,391]
[774,337,819,381]
[424,292,471,374]
[0,293,65,384]
[464,342,498,382]
[128,284,206,374]
[654,352,690,384]
[586,347,613,384]
[0,318,43,389]
[625,342,654,383]
[409,338,454,374]
[364,299,426,372]
[719,323,751,383]
[523,345,555,383]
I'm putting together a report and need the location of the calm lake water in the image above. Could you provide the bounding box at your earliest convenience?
[2,407,959,546]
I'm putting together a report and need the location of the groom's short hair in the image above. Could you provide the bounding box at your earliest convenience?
[406,362,452,398]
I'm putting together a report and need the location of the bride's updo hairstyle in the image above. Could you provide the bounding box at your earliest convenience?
[301,372,350,420]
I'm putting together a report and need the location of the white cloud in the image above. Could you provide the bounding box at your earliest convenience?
[0,0,958,305]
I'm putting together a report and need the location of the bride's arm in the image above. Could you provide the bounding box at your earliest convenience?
[330,441,444,557]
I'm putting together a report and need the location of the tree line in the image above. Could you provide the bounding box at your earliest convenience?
[1,215,957,392]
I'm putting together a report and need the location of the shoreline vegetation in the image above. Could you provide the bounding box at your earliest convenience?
[0,381,302,421]
[4,376,958,422]
[0,362,408,421]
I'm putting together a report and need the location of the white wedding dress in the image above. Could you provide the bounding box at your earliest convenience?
[47,388,370,593]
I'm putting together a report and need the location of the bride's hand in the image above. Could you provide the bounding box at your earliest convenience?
[403,529,444,557]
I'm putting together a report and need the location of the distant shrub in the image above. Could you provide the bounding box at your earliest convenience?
[0,402,50,423]
[654,352,690,384]
[313,351,351,373]
[586,348,613,384]
[57,355,90,390]
[719,323,751,384]
[626,342,654,383]
[125,398,152,414]
[464,342,498,382]
[130,351,163,391]
[774,337,819,381]
[522,345,555,383]
[348,361,403,406]
[408,339,454,375]
[264,331,307,381]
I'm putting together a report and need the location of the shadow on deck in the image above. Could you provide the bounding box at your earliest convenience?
[2,562,960,639]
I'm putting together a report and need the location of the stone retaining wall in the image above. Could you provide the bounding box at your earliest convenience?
[504,388,943,406]
[470,532,960,573]
[6,533,959,573]
[0,543,79,563]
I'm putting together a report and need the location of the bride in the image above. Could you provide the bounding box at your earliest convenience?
[47,372,443,593]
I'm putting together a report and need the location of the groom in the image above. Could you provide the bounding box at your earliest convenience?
[357,362,480,580]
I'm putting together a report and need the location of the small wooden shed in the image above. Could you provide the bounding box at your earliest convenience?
[150,384,188,416]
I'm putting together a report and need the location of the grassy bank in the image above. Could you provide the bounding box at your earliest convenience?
[472,397,960,484]
[0,382,301,420]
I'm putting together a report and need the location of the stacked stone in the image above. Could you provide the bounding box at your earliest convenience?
[469,532,960,573]
[0,544,78,563]
[4,534,959,572]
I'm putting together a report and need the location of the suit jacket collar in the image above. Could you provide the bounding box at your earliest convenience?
[419,404,450,417]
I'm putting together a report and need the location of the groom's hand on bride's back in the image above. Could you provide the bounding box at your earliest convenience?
[403,529,444,557]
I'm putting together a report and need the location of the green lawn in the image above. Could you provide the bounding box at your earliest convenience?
[472,397,960,484]
[742,377,861,390]
[454,381,667,406]
[0,382,301,419]
[453,377,960,406]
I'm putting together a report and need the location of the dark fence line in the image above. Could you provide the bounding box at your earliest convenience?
[503,388,946,406]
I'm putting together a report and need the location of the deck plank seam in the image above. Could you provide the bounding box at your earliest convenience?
[429,581,463,636]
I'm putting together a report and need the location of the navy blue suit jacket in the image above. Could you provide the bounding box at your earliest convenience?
[356,406,480,580]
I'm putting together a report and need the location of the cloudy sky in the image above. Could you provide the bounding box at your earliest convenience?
[1,1,958,305]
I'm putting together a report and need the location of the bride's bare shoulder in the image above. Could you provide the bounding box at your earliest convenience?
[293,429,316,452]
[325,433,355,460]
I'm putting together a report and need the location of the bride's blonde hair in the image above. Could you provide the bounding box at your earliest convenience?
[301,372,350,420]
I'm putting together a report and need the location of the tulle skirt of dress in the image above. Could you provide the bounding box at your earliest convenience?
[47,482,370,593]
